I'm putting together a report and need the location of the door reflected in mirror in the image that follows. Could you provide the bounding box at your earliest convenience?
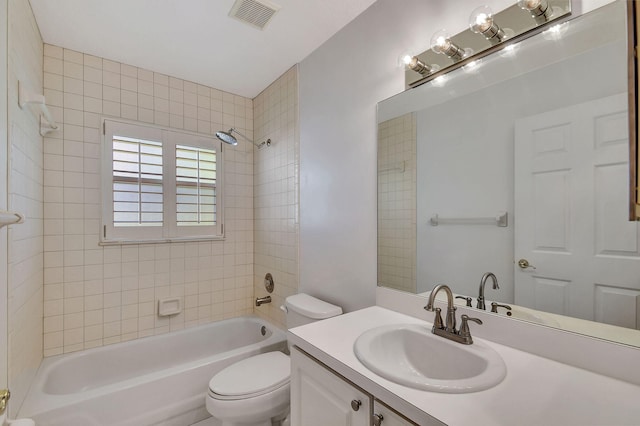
[377,0,640,347]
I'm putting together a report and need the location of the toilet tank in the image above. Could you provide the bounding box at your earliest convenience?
[284,294,342,329]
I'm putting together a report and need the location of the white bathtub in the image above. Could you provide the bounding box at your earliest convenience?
[19,316,287,426]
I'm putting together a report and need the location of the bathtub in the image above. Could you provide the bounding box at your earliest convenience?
[19,316,287,426]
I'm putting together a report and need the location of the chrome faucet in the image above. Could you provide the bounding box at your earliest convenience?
[477,272,499,310]
[425,284,482,345]
[425,284,456,332]
[255,296,272,306]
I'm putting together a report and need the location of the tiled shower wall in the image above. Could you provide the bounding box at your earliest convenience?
[253,67,299,327]
[7,0,44,411]
[377,113,416,293]
[42,43,256,356]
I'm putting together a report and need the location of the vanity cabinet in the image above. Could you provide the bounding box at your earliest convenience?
[290,346,370,426]
[291,347,419,426]
[373,401,418,426]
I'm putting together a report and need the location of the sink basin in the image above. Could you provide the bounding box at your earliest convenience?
[354,324,506,393]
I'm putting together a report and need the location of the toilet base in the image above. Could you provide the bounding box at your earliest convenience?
[206,386,289,426]
[221,421,270,426]
[218,410,287,426]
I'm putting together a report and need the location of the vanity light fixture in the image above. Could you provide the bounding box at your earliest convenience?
[401,54,435,76]
[430,29,466,61]
[469,5,506,45]
[518,0,553,24]
[401,0,570,88]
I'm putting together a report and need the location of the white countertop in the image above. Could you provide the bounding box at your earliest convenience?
[288,306,640,426]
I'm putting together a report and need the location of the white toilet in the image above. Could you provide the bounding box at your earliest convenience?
[206,293,342,426]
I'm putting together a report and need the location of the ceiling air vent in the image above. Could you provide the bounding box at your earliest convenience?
[229,0,281,31]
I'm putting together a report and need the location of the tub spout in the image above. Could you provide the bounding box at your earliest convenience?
[256,296,272,307]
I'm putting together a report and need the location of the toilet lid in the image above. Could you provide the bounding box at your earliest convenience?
[209,352,290,399]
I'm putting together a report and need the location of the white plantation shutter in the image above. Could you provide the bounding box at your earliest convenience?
[176,145,217,226]
[102,120,223,243]
[112,136,164,226]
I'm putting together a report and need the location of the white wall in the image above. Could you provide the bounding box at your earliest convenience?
[0,0,8,391]
[298,0,615,312]
[298,0,514,312]
[7,0,44,413]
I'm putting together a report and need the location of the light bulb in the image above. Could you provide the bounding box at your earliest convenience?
[518,0,552,23]
[430,29,465,61]
[406,56,435,76]
[469,5,507,44]
[518,0,543,10]
[398,51,413,68]
[469,5,494,34]
[430,29,452,54]
[397,50,436,76]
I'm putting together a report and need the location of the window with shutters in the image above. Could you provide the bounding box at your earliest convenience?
[101,119,224,243]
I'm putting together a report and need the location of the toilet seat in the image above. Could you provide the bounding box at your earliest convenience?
[208,351,290,400]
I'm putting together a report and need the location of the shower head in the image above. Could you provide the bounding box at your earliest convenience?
[215,129,238,146]
[215,127,271,150]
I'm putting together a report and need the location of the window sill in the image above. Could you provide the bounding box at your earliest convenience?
[99,235,225,246]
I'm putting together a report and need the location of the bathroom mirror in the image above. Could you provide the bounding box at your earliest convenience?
[377,0,640,346]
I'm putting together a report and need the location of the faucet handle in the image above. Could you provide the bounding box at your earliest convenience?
[455,296,473,307]
[490,302,512,315]
[432,307,444,330]
[458,315,483,344]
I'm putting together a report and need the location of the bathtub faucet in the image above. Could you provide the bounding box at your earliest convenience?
[255,296,272,307]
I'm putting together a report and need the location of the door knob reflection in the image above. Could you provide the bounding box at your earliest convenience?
[517,258,536,270]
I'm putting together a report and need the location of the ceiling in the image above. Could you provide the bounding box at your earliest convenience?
[29,0,378,98]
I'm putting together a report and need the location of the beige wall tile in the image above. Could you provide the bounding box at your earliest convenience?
[43,43,256,354]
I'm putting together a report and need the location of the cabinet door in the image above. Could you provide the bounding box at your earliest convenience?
[291,347,370,426]
[373,400,419,426]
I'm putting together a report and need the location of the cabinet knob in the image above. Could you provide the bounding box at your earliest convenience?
[351,399,362,411]
[373,413,384,426]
